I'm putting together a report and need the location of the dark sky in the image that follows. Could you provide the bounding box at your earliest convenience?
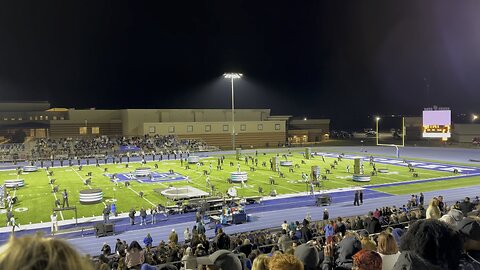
[0,1,479,128]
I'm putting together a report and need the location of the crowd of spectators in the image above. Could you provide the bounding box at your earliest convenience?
[27,135,210,160]
[78,194,480,270]
[0,143,25,161]
[2,192,480,270]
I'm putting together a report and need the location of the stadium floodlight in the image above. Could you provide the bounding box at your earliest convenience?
[473,114,478,121]
[223,73,243,79]
[223,73,243,150]
[375,117,380,145]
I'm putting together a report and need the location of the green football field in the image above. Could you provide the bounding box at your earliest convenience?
[0,151,465,226]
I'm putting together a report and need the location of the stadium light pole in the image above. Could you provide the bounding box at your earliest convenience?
[223,73,243,150]
[375,117,380,145]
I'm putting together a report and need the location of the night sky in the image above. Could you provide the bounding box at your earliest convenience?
[0,1,479,129]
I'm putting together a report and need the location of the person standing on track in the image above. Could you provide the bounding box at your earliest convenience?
[354,190,360,206]
[51,212,58,234]
[62,189,69,208]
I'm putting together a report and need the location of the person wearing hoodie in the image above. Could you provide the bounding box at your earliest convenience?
[393,219,463,270]
[321,233,362,270]
[457,217,480,270]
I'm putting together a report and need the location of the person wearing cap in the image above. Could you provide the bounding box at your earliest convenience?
[359,230,376,251]
[457,217,480,269]
[169,229,178,245]
[197,249,242,270]
[294,242,319,270]
[393,219,462,270]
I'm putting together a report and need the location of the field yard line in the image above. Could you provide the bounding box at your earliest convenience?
[45,169,64,220]
[127,186,156,207]
[250,170,301,193]
[72,168,107,207]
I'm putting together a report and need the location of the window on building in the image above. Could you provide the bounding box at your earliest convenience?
[187,125,193,133]
[39,116,43,120]
[11,118,15,121]
[3,118,7,121]
[79,127,87,135]
[149,126,155,133]
[29,116,33,120]
[34,116,38,120]
[168,126,175,133]
[205,125,211,132]
[223,125,229,132]
[257,124,263,131]
[240,124,246,131]
[52,116,57,120]
[60,117,65,120]
[18,117,22,121]
[91,127,100,134]
[45,116,48,120]
[275,124,281,130]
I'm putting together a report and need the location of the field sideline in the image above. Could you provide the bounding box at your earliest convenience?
[0,149,470,226]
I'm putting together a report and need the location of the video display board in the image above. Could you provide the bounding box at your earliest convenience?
[422,109,451,138]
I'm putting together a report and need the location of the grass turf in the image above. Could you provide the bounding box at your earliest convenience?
[374,175,480,195]
[0,151,458,226]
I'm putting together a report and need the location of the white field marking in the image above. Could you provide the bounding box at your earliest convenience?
[45,169,64,220]
[72,168,106,206]
[250,170,301,193]
[127,186,156,207]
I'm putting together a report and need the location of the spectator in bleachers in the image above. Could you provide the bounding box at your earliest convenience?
[181,246,197,270]
[143,233,153,249]
[251,254,270,270]
[352,249,383,270]
[125,240,145,270]
[293,242,320,270]
[215,228,230,250]
[426,198,442,219]
[269,253,303,270]
[333,232,362,269]
[365,211,382,234]
[393,219,463,270]
[457,217,480,269]
[197,249,242,270]
[377,231,400,270]
[169,229,178,245]
[239,238,253,257]
[359,230,377,251]
[0,234,93,270]
[460,197,474,217]
[278,229,291,252]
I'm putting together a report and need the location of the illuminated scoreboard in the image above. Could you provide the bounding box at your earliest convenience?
[423,124,451,138]
[422,109,451,138]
